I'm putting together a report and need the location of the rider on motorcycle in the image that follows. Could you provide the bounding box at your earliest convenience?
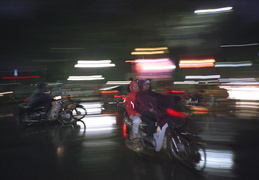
[135,79,186,136]
[27,81,53,113]
[135,79,159,140]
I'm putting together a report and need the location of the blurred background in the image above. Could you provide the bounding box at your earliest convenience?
[1,1,259,180]
[1,0,259,113]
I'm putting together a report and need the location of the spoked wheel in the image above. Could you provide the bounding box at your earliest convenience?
[58,109,74,124]
[167,132,191,161]
[72,105,87,120]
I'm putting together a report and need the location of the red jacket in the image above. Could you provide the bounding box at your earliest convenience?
[125,81,139,116]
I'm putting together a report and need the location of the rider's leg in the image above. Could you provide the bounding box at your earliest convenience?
[130,115,142,138]
[141,112,156,138]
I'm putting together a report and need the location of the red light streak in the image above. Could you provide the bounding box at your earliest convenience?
[171,90,185,93]
[2,76,40,79]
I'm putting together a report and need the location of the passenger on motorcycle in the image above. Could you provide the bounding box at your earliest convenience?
[125,81,142,139]
[136,79,186,138]
[27,81,53,113]
[135,79,159,139]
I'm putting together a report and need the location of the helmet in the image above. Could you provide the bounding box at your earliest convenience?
[37,81,48,89]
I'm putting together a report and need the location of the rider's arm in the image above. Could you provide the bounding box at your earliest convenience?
[125,93,139,116]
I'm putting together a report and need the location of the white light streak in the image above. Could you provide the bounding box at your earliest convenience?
[185,75,220,79]
[215,61,252,67]
[220,43,258,48]
[75,60,115,68]
[0,91,13,96]
[223,86,259,100]
[99,86,120,91]
[142,65,176,70]
[194,7,233,14]
[219,78,256,83]
[75,64,115,68]
[206,149,234,169]
[78,60,112,64]
[174,81,199,84]
[67,75,105,81]
[106,81,131,85]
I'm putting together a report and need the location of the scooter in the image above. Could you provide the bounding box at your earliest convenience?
[18,96,75,126]
[124,113,207,171]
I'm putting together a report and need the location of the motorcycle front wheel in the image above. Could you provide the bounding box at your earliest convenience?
[72,105,87,120]
[188,143,206,171]
[167,131,191,161]
[58,109,74,124]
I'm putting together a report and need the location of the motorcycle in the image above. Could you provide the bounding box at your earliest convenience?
[124,114,207,171]
[60,94,87,120]
[18,96,76,126]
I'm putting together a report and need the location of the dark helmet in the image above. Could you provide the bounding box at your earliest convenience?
[37,81,48,89]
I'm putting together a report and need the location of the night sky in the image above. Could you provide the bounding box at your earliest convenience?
[1,0,259,81]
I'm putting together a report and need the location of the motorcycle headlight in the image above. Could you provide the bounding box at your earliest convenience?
[54,96,62,100]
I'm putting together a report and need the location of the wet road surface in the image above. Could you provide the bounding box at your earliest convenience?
[1,102,259,180]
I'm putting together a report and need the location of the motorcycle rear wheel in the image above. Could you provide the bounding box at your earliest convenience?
[19,112,42,127]
[72,105,87,120]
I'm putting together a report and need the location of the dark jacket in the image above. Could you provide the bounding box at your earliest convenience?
[28,88,52,112]
[136,87,183,128]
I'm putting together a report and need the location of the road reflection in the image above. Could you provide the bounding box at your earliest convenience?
[0,102,259,179]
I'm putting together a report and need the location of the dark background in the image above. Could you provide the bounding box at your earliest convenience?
[1,0,259,82]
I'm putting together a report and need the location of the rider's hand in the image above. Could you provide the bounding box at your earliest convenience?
[136,113,141,117]
[149,108,155,113]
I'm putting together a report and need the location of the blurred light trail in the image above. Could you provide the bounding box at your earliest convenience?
[206,149,234,169]
[2,76,40,79]
[215,61,252,67]
[106,81,131,85]
[131,47,169,55]
[194,7,233,14]
[185,75,220,79]
[222,86,259,100]
[219,78,256,83]
[174,81,199,84]
[99,86,120,91]
[78,60,111,64]
[0,91,13,96]
[75,60,115,68]
[67,75,104,81]
[82,115,116,134]
[134,47,168,51]
[220,43,258,47]
[80,102,102,114]
[135,58,175,72]
[179,59,215,68]
[100,90,118,94]
[131,51,167,55]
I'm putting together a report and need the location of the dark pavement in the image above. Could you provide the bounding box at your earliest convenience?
[1,102,259,180]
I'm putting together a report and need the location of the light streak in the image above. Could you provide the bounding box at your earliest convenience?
[220,43,258,47]
[185,75,220,79]
[75,60,115,68]
[67,75,105,81]
[194,7,233,14]
[179,59,215,68]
